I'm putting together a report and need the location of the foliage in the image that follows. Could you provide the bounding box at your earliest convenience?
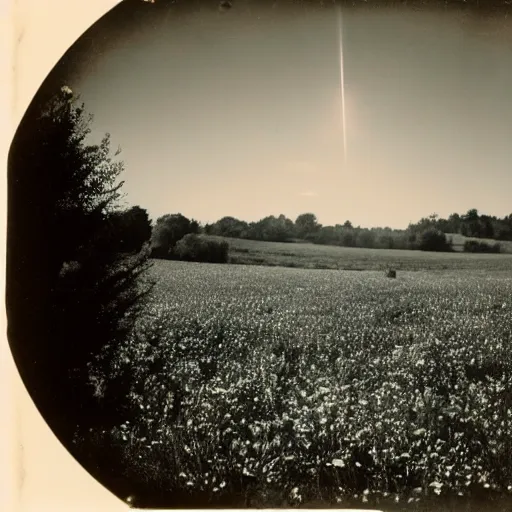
[174,234,229,263]
[295,213,321,239]
[307,225,412,250]
[110,206,153,253]
[90,261,512,507]
[202,209,512,251]
[7,85,153,440]
[417,228,453,252]
[208,215,296,242]
[410,210,512,242]
[151,213,199,258]
[208,216,250,238]
[250,215,296,242]
[464,241,501,254]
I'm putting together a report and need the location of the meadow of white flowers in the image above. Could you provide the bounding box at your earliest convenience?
[92,260,512,507]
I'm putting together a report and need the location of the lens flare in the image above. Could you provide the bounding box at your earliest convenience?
[338,6,347,167]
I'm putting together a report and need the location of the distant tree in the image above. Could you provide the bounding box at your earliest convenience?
[464,208,479,221]
[278,214,296,239]
[461,208,481,237]
[150,213,199,258]
[343,220,353,229]
[257,214,295,242]
[203,223,214,235]
[498,214,512,241]
[418,228,452,252]
[295,213,320,239]
[479,215,494,239]
[174,233,229,263]
[446,213,462,233]
[378,234,395,249]
[463,240,501,254]
[410,215,436,234]
[435,217,450,233]
[211,216,249,238]
[495,222,512,241]
[341,229,357,247]
[190,218,200,233]
[110,205,152,253]
[356,229,376,249]
[312,226,337,245]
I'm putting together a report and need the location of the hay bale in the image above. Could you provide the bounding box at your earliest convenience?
[386,269,397,278]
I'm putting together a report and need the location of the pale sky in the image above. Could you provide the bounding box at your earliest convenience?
[50,0,512,229]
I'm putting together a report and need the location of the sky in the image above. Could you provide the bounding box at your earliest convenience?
[47,0,512,229]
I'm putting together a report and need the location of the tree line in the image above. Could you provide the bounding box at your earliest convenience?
[88,208,511,259]
[148,209,510,255]
[409,210,512,241]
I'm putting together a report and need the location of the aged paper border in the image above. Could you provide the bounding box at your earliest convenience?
[2,2,128,511]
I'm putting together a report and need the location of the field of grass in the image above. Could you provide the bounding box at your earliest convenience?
[204,235,512,271]
[90,259,512,509]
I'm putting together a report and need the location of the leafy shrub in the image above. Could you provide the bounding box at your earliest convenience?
[174,234,229,263]
[109,206,153,254]
[463,240,501,254]
[151,213,199,258]
[418,228,452,252]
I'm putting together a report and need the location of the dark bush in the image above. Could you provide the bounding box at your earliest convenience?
[417,228,452,252]
[7,86,153,442]
[463,240,501,253]
[206,239,229,263]
[174,234,229,263]
[109,206,152,254]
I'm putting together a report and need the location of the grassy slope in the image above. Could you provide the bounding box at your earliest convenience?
[202,235,512,272]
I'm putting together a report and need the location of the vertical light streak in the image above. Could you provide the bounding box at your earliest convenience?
[338,6,347,166]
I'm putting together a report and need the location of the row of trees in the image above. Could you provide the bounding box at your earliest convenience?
[408,210,512,241]
[463,240,501,254]
[176,209,509,253]
[147,208,512,255]
[147,207,511,256]
[200,213,441,251]
[203,213,318,242]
